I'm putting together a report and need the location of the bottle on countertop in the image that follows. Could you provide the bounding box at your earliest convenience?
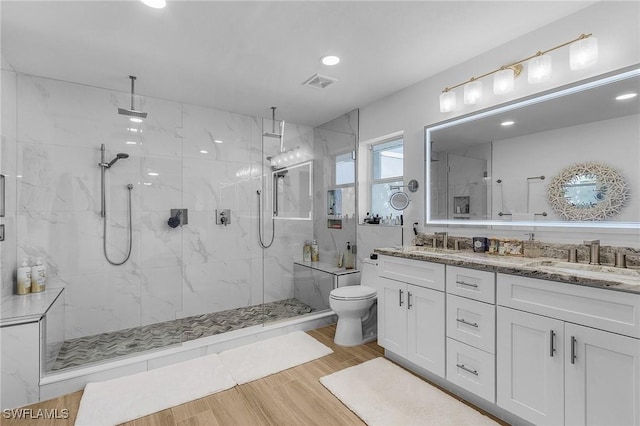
[303,240,312,262]
[344,242,354,270]
[31,258,46,293]
[17,259,32,295]
[337,252,344,268]
[311,239,319,262]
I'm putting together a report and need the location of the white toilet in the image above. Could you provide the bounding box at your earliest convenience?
[329,258,380,346]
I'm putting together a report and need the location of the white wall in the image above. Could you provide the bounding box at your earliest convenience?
[359,1,640,247]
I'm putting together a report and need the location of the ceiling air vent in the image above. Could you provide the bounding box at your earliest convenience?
[303,73,337,89]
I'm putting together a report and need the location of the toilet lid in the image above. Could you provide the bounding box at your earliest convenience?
[330,286,377,301]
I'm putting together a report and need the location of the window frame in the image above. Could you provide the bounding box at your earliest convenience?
[368,137,404,217]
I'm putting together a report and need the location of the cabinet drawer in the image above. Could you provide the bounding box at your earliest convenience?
[446,265,495,303]
[497,273,640,338]
[446,338,495,403]
[446,294,495,354]
[378,255,445,291]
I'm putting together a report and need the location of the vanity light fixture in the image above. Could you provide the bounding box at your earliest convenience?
[140,0,166,8]
[214,139,223,144]
[321,55,340,66]
[616,93,637,100]
[147,172,159,176]
[439,33,597,113]
[126,141,137,145]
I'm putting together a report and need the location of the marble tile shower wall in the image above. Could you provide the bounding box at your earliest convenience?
[10,74,313,340]
[1,66,18,297]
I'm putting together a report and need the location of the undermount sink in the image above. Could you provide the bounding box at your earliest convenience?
[527,260,640,278]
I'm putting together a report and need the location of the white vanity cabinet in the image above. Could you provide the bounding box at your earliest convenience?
[496,273,640,426]
[445,266,496,403]
[377,255,445,377]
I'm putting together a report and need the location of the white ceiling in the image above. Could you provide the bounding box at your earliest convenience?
[1,1,595,127]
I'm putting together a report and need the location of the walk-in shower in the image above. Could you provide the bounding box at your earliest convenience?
[99,144,133,265]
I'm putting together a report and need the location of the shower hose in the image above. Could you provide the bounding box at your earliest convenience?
[102,184,134,265]
[257,190,275,248]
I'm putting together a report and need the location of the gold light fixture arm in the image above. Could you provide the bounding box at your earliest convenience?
[442,33,593,93]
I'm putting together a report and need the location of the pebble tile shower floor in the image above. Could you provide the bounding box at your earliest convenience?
[52,298,315,371]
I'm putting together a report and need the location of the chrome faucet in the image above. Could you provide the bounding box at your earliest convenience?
[435,232,448,249]
[583,240,600,265]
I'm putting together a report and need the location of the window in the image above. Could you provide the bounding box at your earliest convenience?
[370,138,403,218]
[334,151,355,186]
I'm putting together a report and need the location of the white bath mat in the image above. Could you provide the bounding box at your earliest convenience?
[320,357,499,426]
[74,353,236,426]
[219,330,333,384]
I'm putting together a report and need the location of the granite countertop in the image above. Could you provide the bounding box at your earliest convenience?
[0,288,65,326]
[374,247,640,295]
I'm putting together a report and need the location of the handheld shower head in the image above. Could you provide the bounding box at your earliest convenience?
[105,153,129,168]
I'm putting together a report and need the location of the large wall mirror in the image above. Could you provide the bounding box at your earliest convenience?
[425,66,640,228]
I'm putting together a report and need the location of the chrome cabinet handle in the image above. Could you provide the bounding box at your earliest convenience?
[456,364,478,376]
[571,336,577,364]
[399,289,404,307]
[456,318,479,328]
[456,280,478,288]
[407,291,412,309]
[549,330,556,357]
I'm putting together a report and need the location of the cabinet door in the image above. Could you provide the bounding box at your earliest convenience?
[377,277,407,357]
[565,323,640,426]
[407,284,445,377]
[497,307,564,425]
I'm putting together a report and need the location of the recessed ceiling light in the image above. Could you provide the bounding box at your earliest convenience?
[501,120,515,127]
[321,55,340,66]
[214,139,223,144]
[148,172,159,176]
[616,93,637,100]
[141,0,166,8]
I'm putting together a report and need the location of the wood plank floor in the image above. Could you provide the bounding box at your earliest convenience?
[3,325,507,426]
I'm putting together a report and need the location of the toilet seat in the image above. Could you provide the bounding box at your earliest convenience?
[330,286,376,301]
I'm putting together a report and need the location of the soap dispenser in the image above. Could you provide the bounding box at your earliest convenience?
[31,258,46,293]
[17,259,32,295]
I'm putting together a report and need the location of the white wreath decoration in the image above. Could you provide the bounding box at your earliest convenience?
[547,162,629,221]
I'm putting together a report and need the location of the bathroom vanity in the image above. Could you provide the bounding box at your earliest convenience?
[374,247,640,426]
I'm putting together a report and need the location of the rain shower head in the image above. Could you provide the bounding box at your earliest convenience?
[118,76,148,120]
[263,106,284,139]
